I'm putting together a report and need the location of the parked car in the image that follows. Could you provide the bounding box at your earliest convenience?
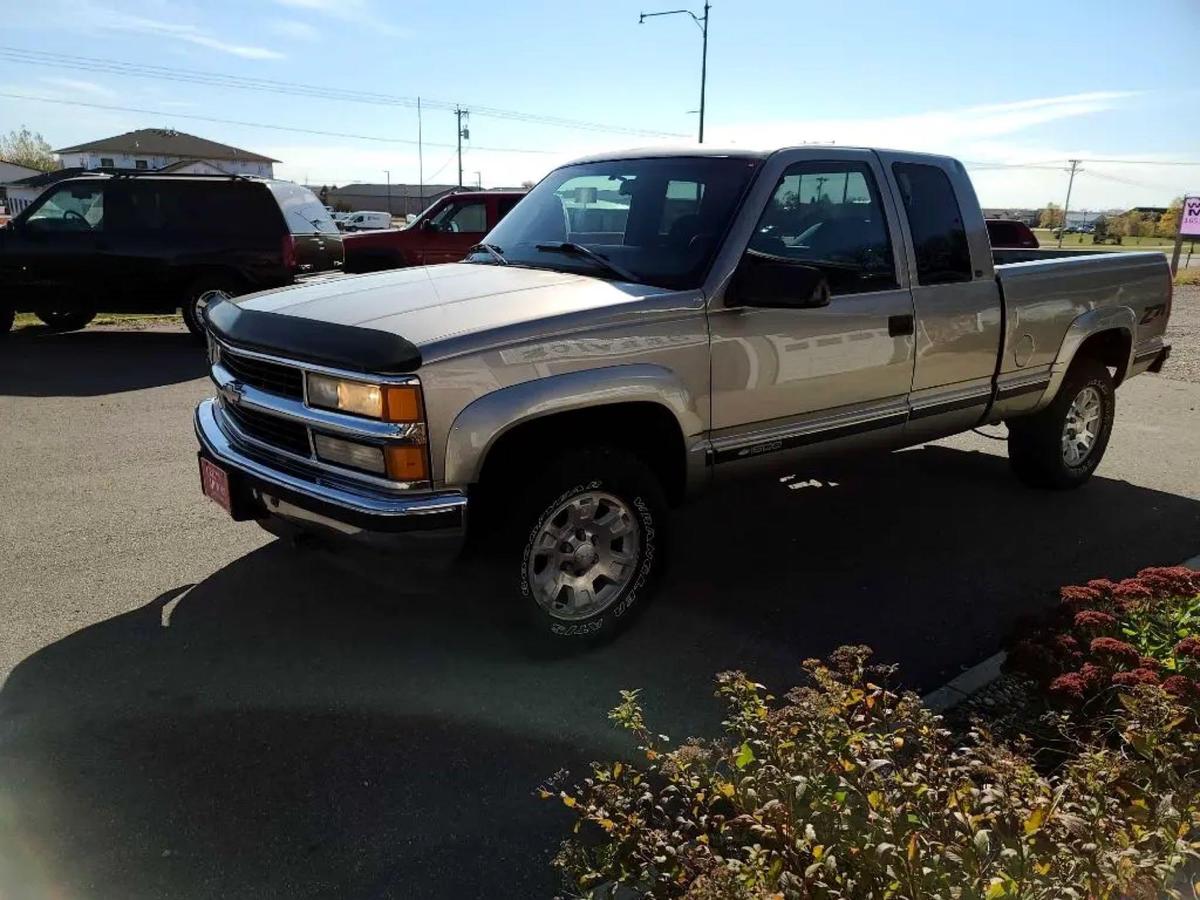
[340,211,393,232]
[195,147,1172,641]
[0,173,343,338]
[985,218,1039,249]
[342,190,526,272]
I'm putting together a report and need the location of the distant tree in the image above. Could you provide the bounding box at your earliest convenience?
[520,180,535,190]
[1157,197,1183,238]
[0,126,56,172]
[318,184,329,204]
[1038,203,1063,228]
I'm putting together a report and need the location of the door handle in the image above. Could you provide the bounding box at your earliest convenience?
[888,314,914,337]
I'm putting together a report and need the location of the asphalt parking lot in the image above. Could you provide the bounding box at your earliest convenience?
[2,296,1199,899]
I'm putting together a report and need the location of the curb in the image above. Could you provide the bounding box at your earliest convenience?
[922,554,1200,713]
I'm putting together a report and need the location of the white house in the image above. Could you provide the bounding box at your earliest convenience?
[0,159,44,215]
[55,128,278,177]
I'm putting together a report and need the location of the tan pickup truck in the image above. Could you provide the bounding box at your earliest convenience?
[195,146,1173,640]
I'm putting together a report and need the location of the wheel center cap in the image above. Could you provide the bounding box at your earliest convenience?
[573,544,598,570]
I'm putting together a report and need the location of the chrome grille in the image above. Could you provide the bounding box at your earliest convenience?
[223,402,311,456]
[219,349,304,400]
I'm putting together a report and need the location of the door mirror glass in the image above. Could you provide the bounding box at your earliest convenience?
[728,251,831,309]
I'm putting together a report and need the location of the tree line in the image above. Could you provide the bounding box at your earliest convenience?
[1038,198,1185,240]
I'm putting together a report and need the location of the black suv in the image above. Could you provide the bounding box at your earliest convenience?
[0,173,344,338]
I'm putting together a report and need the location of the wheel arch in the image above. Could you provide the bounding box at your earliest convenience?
[1039,307,1135,408]
[444,365,705,505]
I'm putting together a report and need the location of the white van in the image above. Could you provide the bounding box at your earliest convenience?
[340,211,392,232]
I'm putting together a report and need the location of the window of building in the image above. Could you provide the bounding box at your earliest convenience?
[135,160,149,170]
[99,157,114,168]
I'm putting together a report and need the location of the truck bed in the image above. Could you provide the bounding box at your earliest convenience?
[992,250,1171,378]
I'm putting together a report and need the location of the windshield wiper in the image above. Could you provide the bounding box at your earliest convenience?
[467,242,509,265]
[534,241,638,282]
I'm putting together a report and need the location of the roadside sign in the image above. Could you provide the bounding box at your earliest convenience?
[1182,196,1200,237]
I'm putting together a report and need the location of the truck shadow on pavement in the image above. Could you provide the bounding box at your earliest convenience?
[2,446,1199,899]
[0,328,206,397]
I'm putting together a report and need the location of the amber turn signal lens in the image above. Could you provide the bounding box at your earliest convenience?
[382,385,423,422]
[385,445,428,481]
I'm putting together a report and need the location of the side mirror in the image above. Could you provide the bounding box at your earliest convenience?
[421,219,439,232]
[727,251,831,309]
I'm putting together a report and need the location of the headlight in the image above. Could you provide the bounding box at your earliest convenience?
[306,373,423,422]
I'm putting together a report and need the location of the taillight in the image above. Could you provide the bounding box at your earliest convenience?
[281,234,297,271]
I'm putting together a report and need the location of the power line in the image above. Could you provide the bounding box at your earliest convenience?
[0,91,563,154]
[0,46,687,139]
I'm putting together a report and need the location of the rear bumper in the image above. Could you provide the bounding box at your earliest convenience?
[194,398,467,558]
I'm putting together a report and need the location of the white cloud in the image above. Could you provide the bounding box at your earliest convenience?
[269,19,321,41]
[98,10,285,59]
[39,77,119,100]
[273,0,407,37]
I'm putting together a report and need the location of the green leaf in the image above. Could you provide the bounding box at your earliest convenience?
[734,742,756,770]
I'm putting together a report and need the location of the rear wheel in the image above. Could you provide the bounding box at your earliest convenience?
[506,448,668,643]
[183,276,239,340]
[35,307,97,332]
[1007,358,1115,489]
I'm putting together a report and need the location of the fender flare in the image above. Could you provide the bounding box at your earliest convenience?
[442,364,703,486]
[1039,306,1135,409]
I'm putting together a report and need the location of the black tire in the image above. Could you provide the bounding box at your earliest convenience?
[34,308,97,331]
[508,447,668,643]
[0,304,13,336]
[1007,358,1115,489]
[182,276,240,340]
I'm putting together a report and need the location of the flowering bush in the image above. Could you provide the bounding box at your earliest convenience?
[545,647,1200,899]
[1007,567,1200,706]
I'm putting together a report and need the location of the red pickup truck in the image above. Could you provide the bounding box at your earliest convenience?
[343,189,525,273]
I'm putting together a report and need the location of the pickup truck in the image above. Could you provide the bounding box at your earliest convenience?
[342,189,525,273]
[195,147,1173,641]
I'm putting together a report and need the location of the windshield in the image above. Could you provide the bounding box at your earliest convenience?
[469,156,761,289]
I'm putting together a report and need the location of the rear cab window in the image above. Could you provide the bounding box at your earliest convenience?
[891,163,972,284]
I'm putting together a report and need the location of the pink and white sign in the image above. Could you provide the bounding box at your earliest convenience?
[1182,196,1200,237]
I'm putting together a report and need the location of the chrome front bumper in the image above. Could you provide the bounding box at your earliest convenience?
[194,398,468,555]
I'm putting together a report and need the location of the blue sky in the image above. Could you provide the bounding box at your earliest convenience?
[3,0,1198,208]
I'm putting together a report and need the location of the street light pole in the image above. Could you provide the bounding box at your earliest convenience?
[639,2,710,143]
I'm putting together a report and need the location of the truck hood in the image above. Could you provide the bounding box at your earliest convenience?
[234,264,671,351]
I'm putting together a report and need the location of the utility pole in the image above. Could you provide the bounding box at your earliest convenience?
[417,96,424,213]
[455,106,469,188]
[383,169,391,216]
[638,2,710,143]
[473,171,482,189]
[1057,159,1079,249]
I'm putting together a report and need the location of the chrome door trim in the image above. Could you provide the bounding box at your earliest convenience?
[709,397,908,464]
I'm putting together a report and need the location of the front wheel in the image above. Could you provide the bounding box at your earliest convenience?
[35,307,97,331]
[1007,358,1115,489]
[510,448,668,642]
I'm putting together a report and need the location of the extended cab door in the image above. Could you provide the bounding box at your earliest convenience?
[875,153,1003,442]
[417,195,489,265]
[709,149,917,469]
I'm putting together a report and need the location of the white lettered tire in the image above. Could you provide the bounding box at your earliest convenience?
[512,448,667,643]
